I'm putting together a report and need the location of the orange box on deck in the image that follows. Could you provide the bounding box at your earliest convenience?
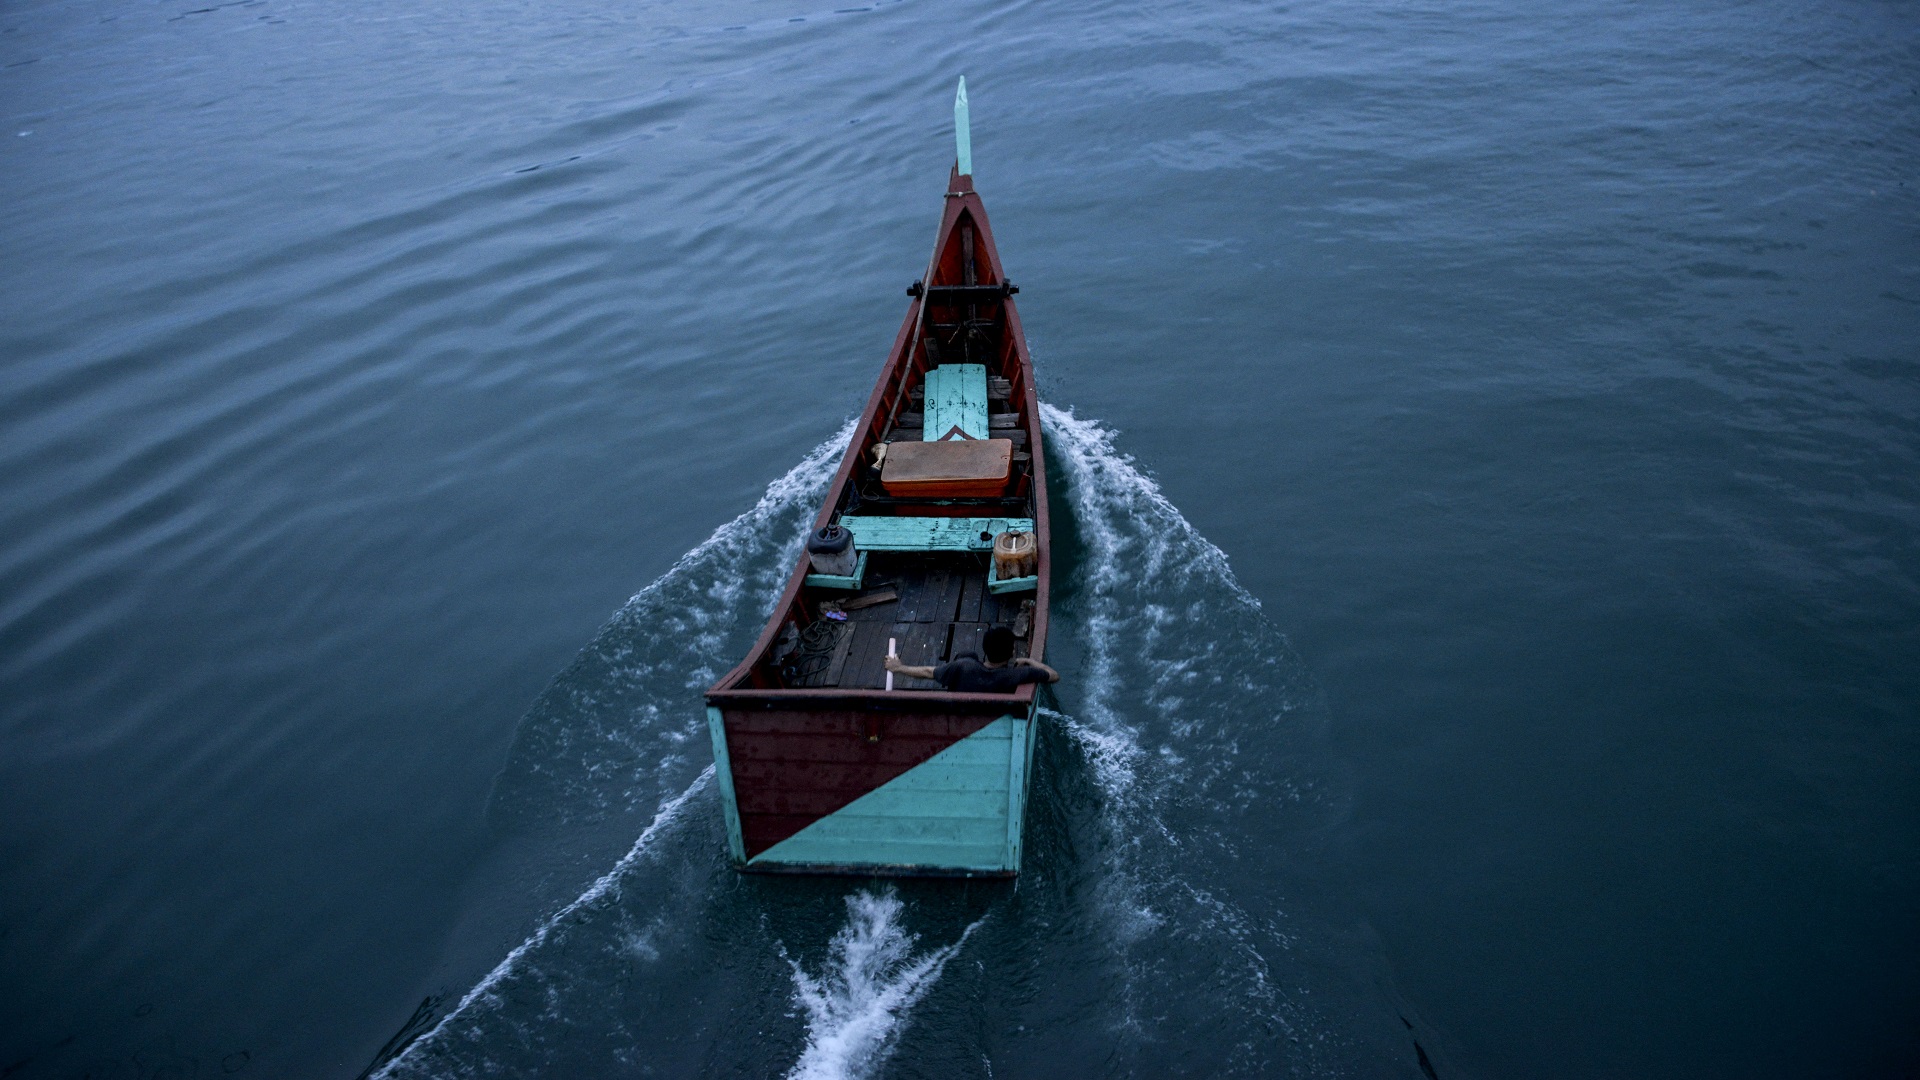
[880,439,1013,497]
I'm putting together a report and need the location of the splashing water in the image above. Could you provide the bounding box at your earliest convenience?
[373,770,714,1079]
[489,418,857,830]
[785,891,982,1080]
[1035,404,1388,1073]
[372,419,862,1079]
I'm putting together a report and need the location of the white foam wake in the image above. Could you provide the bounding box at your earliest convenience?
[376,417,860,1077]
[784,891,981,1080]
[1038,402,1260,796]
[491,417,857,825]
[616,416,861,683]
[1037,404,1333,1064]
[373,768,713,1077]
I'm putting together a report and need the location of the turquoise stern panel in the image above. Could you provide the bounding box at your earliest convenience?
[1007,698,1037,868]
[748,712,1034,874]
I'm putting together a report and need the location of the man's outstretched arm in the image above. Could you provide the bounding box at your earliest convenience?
[884,656,939,680]
[1012,658,1060,683]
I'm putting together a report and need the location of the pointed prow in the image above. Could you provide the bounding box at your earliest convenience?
[954,76,972,177]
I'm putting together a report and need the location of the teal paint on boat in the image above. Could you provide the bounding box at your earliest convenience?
[747,713,1033,874]
[1006,699,1038,868]
[953,76,972,177]
[705,707,747,865]
[803,550,869,590]
[923,364,989,441]
[836,515,1034,552]
[987,572,1038,595]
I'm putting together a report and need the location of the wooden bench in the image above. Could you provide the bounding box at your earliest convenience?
[879,438,1013,497]
[923,364,989,441]
[837,516,1036,552]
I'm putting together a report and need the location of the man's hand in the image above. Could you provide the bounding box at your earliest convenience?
[1011,657,1061,683]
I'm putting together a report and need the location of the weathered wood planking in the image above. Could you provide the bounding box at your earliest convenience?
[890,620,946,690]
[838,516,1034,551]
[923,363,989,441]
[956,571,987,624]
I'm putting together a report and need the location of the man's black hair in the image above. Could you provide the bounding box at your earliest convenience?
[982,626,1016,664]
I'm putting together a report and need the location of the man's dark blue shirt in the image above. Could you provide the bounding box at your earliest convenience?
[931,655,1049,694]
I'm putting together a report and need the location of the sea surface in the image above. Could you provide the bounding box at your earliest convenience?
[3,0,1916,1077]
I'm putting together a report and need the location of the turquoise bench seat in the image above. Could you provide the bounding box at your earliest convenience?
[924,364,989,441]
[837,515,1036,552]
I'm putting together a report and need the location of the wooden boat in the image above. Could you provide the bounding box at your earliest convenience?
[704,83,1050,877]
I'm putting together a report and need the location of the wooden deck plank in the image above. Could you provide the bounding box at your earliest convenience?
[731,758,1010,790]
[893,621,944,690]
[842,620,891,689]
[843,561,905,622]
[889,566,934,624]
[821,625,854,687]
[913,567,963,624]
[979,589,1015,626]
[729,740,991,765]
[923,363,989,441]
[956,569,986,623]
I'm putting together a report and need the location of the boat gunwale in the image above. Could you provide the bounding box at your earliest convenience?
[705,685,1038,708]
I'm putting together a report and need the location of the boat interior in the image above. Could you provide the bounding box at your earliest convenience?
[739,211,1044,693]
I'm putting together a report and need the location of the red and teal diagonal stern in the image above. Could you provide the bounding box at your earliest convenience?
[707,704,1038,877]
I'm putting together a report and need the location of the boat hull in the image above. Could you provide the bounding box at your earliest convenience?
[704,165,1048,878]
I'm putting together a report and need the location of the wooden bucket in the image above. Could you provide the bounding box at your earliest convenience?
[992,530,1037,581]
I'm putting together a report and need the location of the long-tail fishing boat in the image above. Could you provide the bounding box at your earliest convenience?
[704,81,1050,877]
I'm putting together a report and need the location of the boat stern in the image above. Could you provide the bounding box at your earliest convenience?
[705,698,1039,877]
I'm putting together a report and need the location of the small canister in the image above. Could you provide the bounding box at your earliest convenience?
[992,530,1036,581]
[806,524,858,577]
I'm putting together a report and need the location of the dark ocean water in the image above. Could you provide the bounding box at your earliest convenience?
[3,0,1916,1076]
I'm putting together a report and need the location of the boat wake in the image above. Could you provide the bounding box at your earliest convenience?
[372,421,856,1079]
[368,407,1410,1078]
[486,417,858,833]
[1031,404,1397,1073]
[785,891,982,1080]
[370,771,713,1079]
